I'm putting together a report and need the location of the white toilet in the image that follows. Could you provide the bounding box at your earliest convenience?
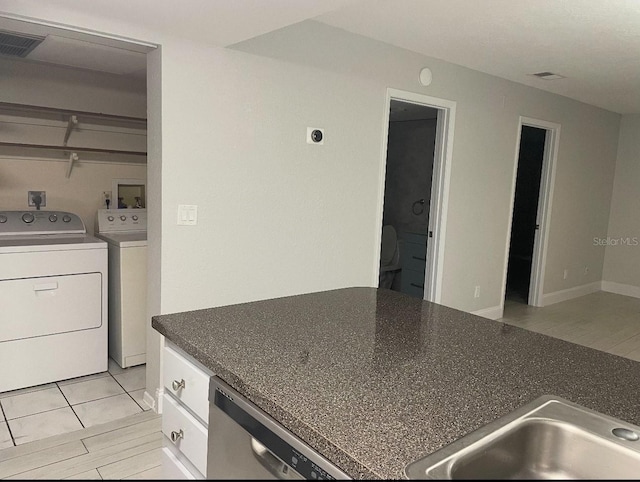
[379,224,401,289]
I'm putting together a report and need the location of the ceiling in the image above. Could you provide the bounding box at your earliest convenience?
[315,0,640,114]
[1,0,638,113]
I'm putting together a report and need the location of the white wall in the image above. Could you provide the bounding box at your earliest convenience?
[0,56,146,117]
[0,158,146,234]
[233,20,621,312]
[158,40,380,312]
[603,115,640,294]
[0,5,622,409]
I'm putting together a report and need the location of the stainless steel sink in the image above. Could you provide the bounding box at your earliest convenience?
[405,395,640,479]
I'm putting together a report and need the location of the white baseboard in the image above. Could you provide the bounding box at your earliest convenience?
[471,305,503,320]
[601,281,640,299]
[541,281,601,306]
[143,387,164,414]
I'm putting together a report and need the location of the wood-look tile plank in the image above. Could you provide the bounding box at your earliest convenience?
[0,411,158,462]
[83,417,161,453]
[501,291,640,362]
[0,440,87,479]
[6,432,162,480]
[608,333,640,356]
[64,468,102,479]
[587,324,640,351]
[623,348,640,362]
[97,446,162,479]
[122,463,164,479]
[569,321,630,348]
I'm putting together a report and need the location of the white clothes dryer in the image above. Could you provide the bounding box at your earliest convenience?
[0,211,108,393]
[96,209,147,368]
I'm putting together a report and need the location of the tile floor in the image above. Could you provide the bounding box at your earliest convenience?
[500,291,640,361]
[0,360,149,449]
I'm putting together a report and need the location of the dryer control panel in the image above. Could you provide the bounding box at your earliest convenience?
[96,209,147,233]
[0,211,86,236]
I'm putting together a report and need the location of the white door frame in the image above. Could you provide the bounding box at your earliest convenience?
[375,88,456,303]
[501,116,561,308]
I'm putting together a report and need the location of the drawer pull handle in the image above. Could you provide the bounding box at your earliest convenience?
[411,256,426,261]
[172,379,186,391]
[34,282,59,292]
[410,282,424,289]
[170,429,184,443]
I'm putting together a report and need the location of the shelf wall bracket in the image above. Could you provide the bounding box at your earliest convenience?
[66,152,79,178]
[63,115,78,146]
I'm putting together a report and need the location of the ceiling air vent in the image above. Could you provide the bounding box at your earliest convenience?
[0,30,45,58]
[531,71,566,80]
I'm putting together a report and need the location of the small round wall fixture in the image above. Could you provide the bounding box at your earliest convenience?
[419,67,433,86]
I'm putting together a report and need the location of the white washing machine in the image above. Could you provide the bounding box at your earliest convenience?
[96,209,147,369]
[0,210,108,393]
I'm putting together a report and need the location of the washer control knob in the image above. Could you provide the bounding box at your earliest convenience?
[22,213,35,224]
[0,214,7,223]
[49,214,58,222]
[62,215,72,223]
[120,215,127,221]
[107,216,115,222]
[132,215,139,221]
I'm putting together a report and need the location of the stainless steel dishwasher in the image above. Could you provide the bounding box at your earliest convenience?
[207,376,351,480]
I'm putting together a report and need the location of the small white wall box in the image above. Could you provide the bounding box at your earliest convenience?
[306,127,324,145]
[112,179,146,209]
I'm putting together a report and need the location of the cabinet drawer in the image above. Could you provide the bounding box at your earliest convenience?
[162,394,208,477]
[163,344,211,423]
[400,241,427,275]
[401,231,428,245]
[401,268,425,298]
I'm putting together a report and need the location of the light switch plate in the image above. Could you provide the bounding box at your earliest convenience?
[177,204,197,225]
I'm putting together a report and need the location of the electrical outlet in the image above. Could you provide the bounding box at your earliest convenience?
[474,285,480,298]
[28,191,46,208]
[103,191,112,209]
[563,269,568,280]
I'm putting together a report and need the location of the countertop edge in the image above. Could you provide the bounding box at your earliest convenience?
[152,318,381,479]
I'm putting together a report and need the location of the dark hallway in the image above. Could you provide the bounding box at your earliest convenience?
[505,126,546,303]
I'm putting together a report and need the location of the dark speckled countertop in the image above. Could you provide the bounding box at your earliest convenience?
[152,287,640,479]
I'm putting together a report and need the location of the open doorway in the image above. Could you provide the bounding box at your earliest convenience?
[377,90,456,303]
[0,13,158,440]
[503,117,561,308]
[379,101,437,298]
[505,126,546,303]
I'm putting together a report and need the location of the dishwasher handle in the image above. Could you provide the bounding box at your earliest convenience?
[210,376,350,480]
[250,438,303,480]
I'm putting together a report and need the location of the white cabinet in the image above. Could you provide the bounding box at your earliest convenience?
[161,341,213,479]
[163,344,210,423]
